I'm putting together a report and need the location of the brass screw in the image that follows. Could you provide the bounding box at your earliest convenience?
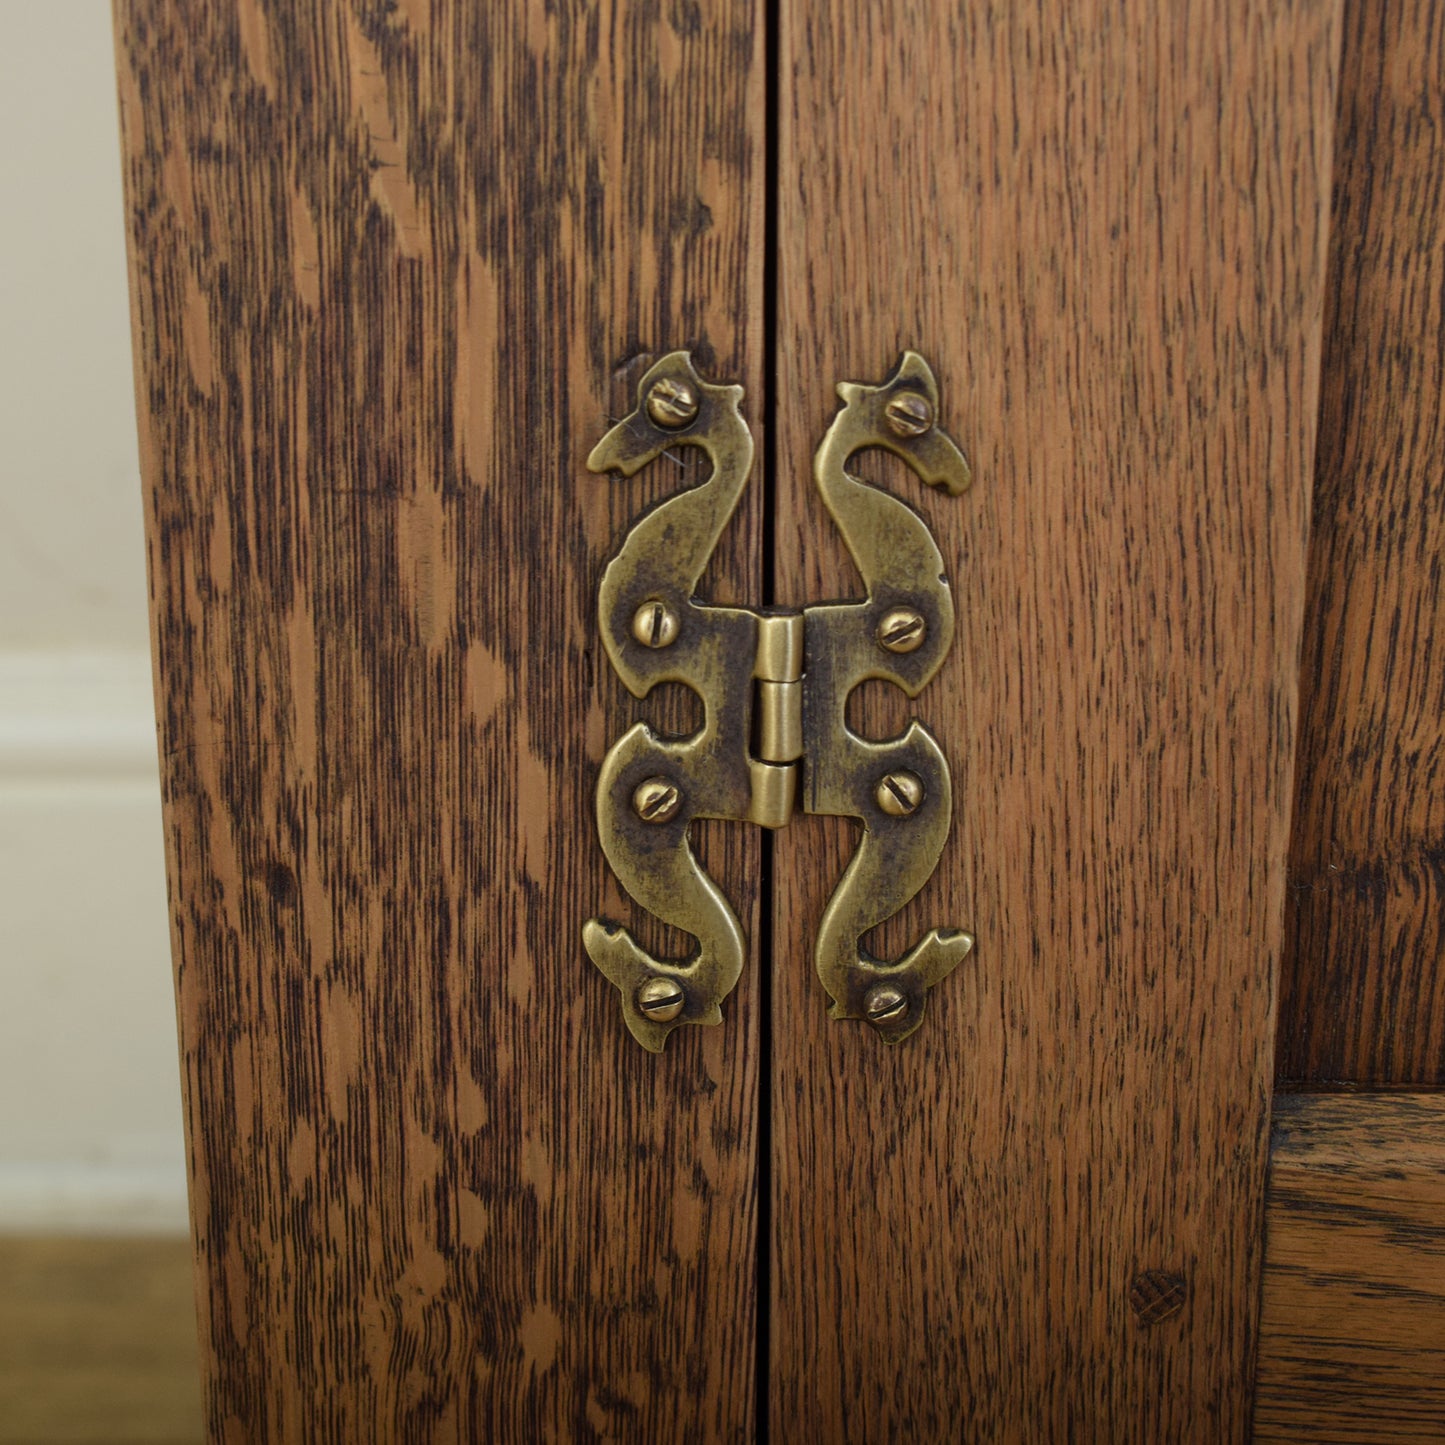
[865,984,909,1024]
[631,600,680,649]
[877,607,926,654]
[633,776,682,824]
[637,976,685,1023]
[876,769,924,817]
[646,377,700,430]
[884,391,934,437]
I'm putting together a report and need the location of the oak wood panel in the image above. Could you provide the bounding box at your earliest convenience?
[1255,1093,1445,1441]
[114,4,763,1439]
[1277,0,1445,1086]
[771,3,1340,1438]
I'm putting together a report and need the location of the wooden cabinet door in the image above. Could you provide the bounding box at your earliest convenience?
[114,4,765,1437]
[114,2,1443,1441]
[769,3,1336,1439]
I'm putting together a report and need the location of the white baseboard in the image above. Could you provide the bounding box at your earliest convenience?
[0,1161,190,1235]
[0,650,159,780]
[0,650,190,1234]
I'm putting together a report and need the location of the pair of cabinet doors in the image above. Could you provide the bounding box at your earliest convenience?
[115,0,1445,1439]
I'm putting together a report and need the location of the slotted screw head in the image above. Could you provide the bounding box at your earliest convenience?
[865,984,909,1024]
[633,776,682,824]
[885,391,934,438]
[646,377,700,429]
[637,976,685,1023]
[877,607,926,654]
[876,769,924,817]
[631,600,680,649]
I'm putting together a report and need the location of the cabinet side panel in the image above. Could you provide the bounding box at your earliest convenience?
[771,1,1339,1437]
[1277,0,1445,1087]
[1256,1094,1445,1441]
[113,4,764,1438]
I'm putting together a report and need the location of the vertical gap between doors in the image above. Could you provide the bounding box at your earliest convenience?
[755,0,781,1438]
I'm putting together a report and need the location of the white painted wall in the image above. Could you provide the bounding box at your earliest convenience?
[0,3,187,1231]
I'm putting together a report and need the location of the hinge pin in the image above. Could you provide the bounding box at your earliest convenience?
[876,769,925,817]
[877,607,927,654]
[633,776,682,824]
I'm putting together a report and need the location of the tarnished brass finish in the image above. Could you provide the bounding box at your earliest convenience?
[757,681,803,763]
[633,776,683,824]
[875,769,924,817]
[583,352,760,1052]
[884,389,935,438]
[631,600,680,649]
[745,758,798,830]
[865,983,909,1024]
[804,351,975,1043]
[587,349,974,1049]
[876,606,926,654]
[636,977,686,1022]
[755,613,804,681]
[645,376,699,429]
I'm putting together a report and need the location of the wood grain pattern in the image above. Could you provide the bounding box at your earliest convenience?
[769,3,1340,1438]
[1277,0,1445,1086]
[114,3,763,1438]
[1255,1093,1445,1441]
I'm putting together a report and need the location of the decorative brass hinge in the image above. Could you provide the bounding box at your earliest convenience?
[584,350,974,1051]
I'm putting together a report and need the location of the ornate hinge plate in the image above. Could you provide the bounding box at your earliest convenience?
[584,350,974,1051]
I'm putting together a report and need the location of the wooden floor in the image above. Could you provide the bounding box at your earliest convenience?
[0,1236,202,1445]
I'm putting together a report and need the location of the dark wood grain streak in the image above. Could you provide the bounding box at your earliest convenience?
[769,2,1341,1438]
[1277,0,1445,1087]
[1255,1093,1445,1441]
[114,3,763,1438]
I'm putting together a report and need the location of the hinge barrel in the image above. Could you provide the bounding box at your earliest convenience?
[754,612,804,682]
[755,680,803,763]
[750,611,803,824]
[745,759,797,829]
